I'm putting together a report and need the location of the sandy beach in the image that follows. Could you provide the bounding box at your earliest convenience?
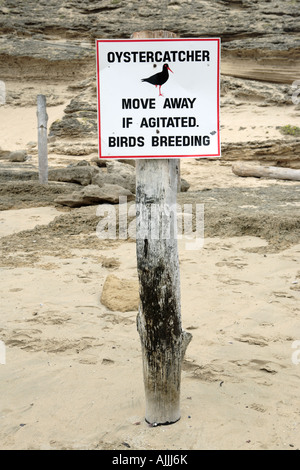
[0,1,300,448]
[0,220,300,450]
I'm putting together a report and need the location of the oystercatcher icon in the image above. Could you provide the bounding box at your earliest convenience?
[141,63,173,97]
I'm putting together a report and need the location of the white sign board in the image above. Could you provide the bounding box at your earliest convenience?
[96,38,220,159]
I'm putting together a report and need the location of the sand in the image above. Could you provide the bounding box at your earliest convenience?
[1,100,300,152]
[0,230,299,450]
[0,94,300,451]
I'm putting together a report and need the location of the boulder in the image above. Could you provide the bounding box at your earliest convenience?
[9,150,28,162]
[54,183,135,207]
[100,274,139,312]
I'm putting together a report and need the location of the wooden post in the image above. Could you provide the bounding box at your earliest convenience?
[37,94,48,184]
[0,80,5,105]
[132,30,192,425]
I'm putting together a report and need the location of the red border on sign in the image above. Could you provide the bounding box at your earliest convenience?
[96,38,221,159]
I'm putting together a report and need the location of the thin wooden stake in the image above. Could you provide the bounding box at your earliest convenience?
[37,94,48,184]
[132,30,192,425]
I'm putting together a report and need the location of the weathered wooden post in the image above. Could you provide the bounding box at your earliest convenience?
[132,30,192,425]
[37,94,48,184]
[96,31,220,425]
[0,80,5,105]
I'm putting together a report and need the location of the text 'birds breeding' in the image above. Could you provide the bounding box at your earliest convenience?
[96,38,221,159]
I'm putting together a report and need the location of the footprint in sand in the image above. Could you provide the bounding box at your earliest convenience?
[250,403,267,413]
[1,328,103,354]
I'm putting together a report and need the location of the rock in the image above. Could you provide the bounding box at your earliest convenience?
[100,274,139,312]
[0,35,94,81]
[90,157,137,168]
[106,160,135,179]
[9,150,28,162]
[180,178,190,192]
[220,138,300,168]
[68,160,90,167]
[90,156,109,167]
[54,183,135,207]
[91,160,190,193]
[49,80,97,138]
[49,115,97,139]
[68,77,96,92]
[92,165,136,194]
[221,76,291,107]
[0,170,38,181]
[0,148,12,160]
[48,142,98,156]
[222,34,300,84]
[48,162,137,195]
[48,166,99,186]
[118,159,136,167]
[1,1,299,84]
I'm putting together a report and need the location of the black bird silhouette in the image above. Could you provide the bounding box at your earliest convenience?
[141,63,173,97]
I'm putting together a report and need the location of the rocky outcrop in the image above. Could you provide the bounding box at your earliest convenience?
[0,33,94,81]
[221,77,292,107]
[222,35,300,84]
[1,0,299,170]
[221,138,300,168]
[48,165,99,185]
[46,142,98,156]
[0,169,38,181]
[91,162,136,194]
[47,161,189,205]
[0,0,299,83]
[54,183,135,207]
[49,78,97,138]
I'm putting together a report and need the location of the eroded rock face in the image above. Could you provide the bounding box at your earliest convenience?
[220,139,300,168]
[0,0,299,83]
[221,77,292,107]
[49,78,97,138]
[1,0,299,170]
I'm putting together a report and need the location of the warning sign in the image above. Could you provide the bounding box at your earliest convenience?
[96,38,220,159]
